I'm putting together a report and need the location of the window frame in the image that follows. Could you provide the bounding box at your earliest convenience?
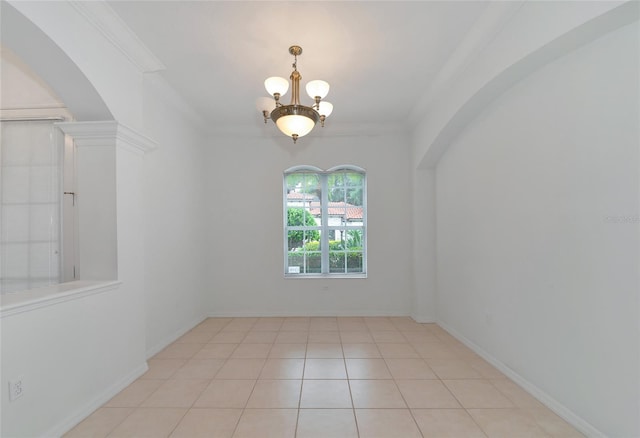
[283,165,367,279]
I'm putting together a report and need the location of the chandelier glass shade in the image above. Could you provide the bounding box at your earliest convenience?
[264,77,289,97]
[259,46,332,143]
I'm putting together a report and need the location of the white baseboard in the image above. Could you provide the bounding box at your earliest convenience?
[410,313,436,323]
[46,362,148,438]
[145,314,207,359]
[205,313,436,323]
[48,316,207,437]
[206,311,410,318]
[436,320,605,438]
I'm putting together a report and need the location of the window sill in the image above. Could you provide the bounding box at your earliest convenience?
[0,280,121,318]
[284,274,367,279]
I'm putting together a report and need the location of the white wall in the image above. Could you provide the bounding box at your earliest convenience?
[206,132,414,316]
[435,21,639,438]
[0,15,147,434]
[1,282,146,437]
[142,76,209,356]
[1,122,151,437]
[410,167,436,323]
[0,4,209,436]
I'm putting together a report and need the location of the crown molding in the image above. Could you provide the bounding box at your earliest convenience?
[55,120,158,154]
[1,107,73,120]
[116,123,159,154]
[68,0,165,73]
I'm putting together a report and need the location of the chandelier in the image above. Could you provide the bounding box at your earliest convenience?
[258,45,333,143]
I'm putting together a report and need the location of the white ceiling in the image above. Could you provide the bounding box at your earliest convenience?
[107,1,489,130]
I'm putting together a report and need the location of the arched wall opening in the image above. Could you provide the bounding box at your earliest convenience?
[0,2,112,122]
[1,3,118,292]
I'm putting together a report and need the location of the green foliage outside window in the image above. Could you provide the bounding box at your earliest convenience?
[287,208,319,248]
[328,172,364,205]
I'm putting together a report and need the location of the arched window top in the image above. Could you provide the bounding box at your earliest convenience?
[327,164,366,173]
[284,164,366,175]
[284,165,323,173]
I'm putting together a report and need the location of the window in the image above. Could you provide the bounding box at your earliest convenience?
[284,165,366,277]
[0,120,69,293]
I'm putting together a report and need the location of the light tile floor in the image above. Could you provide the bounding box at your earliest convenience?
[65,317,583,437]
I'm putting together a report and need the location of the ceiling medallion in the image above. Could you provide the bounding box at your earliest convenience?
[257,45,333,143]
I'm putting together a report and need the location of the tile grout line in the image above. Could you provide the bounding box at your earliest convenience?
[343,338,362,438]
[188,322,235,436]
[69,318,580,437]
[293,337,309,438]
[393,377,426,437]
[102,407,136,438]
[426,321,490,438]
[228,317,262,438]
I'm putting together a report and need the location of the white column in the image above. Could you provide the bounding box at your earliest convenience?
[55,121,157,283]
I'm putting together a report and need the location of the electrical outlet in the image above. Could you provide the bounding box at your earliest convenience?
[8,377,24,401]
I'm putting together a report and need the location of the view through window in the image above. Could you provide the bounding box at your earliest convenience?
[284,165,366,277]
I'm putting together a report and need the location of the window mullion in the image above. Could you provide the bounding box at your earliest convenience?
[283,174,288,274]
[320,173,329,274]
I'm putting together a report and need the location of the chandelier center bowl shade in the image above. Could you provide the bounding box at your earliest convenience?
[273,105,320,138]
[258,46,333,143]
